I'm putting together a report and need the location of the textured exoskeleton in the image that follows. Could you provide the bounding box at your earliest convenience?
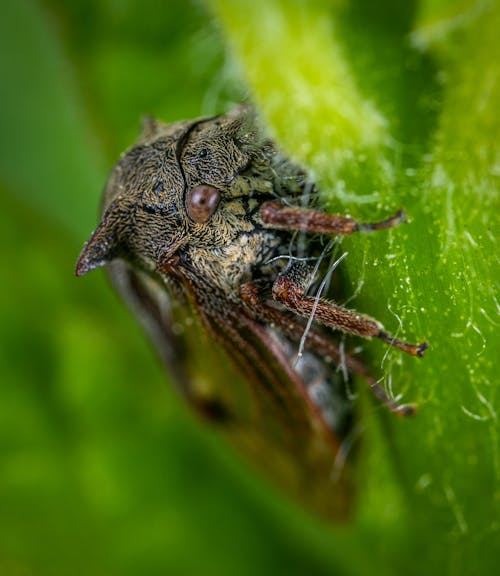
[77,106,427,521]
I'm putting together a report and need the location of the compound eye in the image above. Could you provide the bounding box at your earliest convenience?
[186,184,221,223]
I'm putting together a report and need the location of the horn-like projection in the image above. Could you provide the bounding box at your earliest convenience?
[140,115,162,140]
[75,213,119,276]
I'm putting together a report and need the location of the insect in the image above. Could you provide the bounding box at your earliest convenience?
[76,105,427,521]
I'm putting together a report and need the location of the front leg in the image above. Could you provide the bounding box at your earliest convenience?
[260,200,406,235]
[272,263,428,357]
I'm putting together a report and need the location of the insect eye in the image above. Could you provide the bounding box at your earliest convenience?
[186,184,221,224]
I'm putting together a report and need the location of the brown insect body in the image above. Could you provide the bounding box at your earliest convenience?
[77,106,427,521]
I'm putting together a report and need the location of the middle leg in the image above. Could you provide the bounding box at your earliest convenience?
[260,200,406,235]
[271,263,428,357]
[240,281,417,416]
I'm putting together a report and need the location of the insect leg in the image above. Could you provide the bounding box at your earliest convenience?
[271,263,428,357]
[260,201,406,235]
[240,281,416,416]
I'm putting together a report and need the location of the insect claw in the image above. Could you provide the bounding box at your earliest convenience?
[368,377,418,416]
[378,331,429,357]
[416,341,429,358]
[396,208,408,224]
[356,209,408,232]
[394,403,418,417]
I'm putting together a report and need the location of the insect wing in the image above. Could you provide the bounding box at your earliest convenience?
[109,260,354,521]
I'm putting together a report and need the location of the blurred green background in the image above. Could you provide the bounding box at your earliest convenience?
[0,1,498,575]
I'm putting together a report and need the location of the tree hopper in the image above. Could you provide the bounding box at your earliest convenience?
[76,106,427,521]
